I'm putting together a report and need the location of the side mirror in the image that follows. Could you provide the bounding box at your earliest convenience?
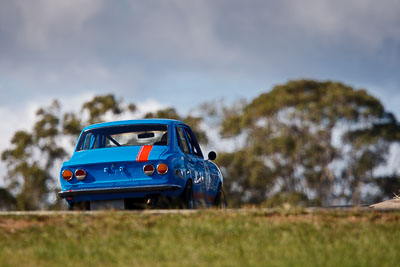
[208,151,217,161]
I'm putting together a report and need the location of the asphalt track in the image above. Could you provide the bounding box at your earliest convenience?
[0,205,395,216]
[2,198,400,215]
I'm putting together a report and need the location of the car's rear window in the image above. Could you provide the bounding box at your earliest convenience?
[76,124,168,151]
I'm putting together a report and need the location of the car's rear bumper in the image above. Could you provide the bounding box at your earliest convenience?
[58,184,181,199]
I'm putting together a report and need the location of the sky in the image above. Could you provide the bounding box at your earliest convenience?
[0,0,400,184]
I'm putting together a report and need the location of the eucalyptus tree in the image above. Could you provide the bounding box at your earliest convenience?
[218,80,400,206]
[1,101,64,209]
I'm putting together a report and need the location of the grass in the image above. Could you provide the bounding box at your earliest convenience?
[0,209,400,266]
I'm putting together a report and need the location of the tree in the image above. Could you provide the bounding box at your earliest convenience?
[1,95,135,210]
[218,80,400,206]
[1,101,65,210]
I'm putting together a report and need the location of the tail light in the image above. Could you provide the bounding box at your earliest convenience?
[75,169,86,180]
[143,164,155,175]
[62,169,73,181]
[157,163,168,175]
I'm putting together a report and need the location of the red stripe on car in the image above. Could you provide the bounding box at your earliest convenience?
[136,146,144,161]
[137,145,153,162]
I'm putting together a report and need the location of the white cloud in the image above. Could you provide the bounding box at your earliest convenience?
[135,99,167,116]
[0,103,38,146]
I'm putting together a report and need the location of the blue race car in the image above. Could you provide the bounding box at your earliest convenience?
[58,119,225,210]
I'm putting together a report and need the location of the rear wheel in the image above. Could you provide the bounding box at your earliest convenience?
[214,184,227,208]
[180,180,194,209]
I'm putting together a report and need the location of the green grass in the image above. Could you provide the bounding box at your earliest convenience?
[0,210,400,266]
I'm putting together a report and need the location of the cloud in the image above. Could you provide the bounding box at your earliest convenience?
[119,1,240,67]
[135,99,167,116]
[283,0,400,50]
[13,0,103,50]
[0,0,399,115]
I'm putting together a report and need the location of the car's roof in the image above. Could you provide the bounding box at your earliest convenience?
[83,118,184,131]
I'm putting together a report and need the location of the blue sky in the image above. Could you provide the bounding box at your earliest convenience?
[0,0,400,183]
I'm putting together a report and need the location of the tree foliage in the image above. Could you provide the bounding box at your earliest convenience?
[1,101,65,210]
[218,80,400,206]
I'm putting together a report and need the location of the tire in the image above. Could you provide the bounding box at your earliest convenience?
[214,184,227,208]
[180,180,195,209]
